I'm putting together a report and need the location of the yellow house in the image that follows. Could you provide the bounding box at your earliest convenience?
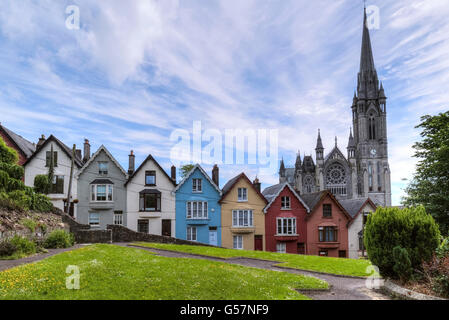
[220,173,268,251]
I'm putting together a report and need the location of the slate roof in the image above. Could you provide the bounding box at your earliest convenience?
[339,198,369,218]
[300,191,327,212]
[220,173,268,204]
[0,124,36,158]
[173,164,221,195]
[90,178,114,185]
[262,183,285,203]
[125,154,176,187]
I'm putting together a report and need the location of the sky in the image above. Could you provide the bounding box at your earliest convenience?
[1,0,448,205]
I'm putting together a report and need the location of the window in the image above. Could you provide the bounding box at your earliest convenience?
[98,162,108,175]
[187,227,197,241]
[276,242,287,253]
[114,211,123,225]
[233,235,243,249]
[192,179,202,192]
[368,163,373,191]
[186,201,208,219]
[138,220,149,233]
[325,163,347,196]
[45,151,58,167]
[237,188,248,201]
[323,204,332,217]
[50,175,64,194]
[377,162,382,191]
[91,184,113,202]
[319,226,338,242]
[89,212,100,227]
[139,193,161,212]
[232,210,253,227]
[145,171,156,186]
[281,196,291,209]
[277,218,297,235]
[368,114,376,140]
[319,250,328,257]
[362,212,369,225]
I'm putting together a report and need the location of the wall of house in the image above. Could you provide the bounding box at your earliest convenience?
[76,149,127,230]
[306,194,350,258]
[348,202,375,259]
[175,168,221,246]
[0,131,27,166]
[265,187,308,254]
[126,159,176,236]
[24,142,79,216]
[221,178,266,251]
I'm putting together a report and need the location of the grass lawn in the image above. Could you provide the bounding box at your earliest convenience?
[0,244,327,300]
[133,242,374,277]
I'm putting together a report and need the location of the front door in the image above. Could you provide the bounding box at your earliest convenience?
[339,250,347,258]
[297,243,305,255]
[209,230,218,246]
[162,220,171,237]
[254,235,263,251]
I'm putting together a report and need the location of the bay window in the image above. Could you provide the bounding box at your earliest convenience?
[232,210,253,227]
[277,217,297,235]
[91,184,113,202]
[139,191,161,212]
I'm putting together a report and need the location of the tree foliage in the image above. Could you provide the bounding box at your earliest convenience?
[403,111,449,235]
[0,137,18,165]
[34,174,50,194]
[364,206,440,278]
[180,164,195,178]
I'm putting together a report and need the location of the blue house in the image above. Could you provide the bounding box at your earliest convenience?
[174,164,222,246]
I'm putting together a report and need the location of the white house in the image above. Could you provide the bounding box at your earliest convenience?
[125,153,177,237]
[24,135,87,217]
[340,198,377,259]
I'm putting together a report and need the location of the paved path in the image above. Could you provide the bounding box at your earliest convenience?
[126,244,390,300]
[0,244,84,272]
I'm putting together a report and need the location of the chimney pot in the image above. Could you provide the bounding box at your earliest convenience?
[171,165,176,182]
[128,150,135,175]
[253,177,261,193]
[37,134,46,149]
[83,139,91,163]
[212,164,219,187]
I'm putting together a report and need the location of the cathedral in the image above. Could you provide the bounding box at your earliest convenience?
[279,9,392,207]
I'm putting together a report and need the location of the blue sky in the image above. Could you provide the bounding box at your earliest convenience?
[1,0,448,205]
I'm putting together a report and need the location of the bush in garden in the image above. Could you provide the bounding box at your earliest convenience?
[436,237,449,258]
[423,254,449,298]
[0,240,17,257]
[364,206,440,278]
[0,170,9,190]
[0,191,24,211]
[0,162,24,180]
[34,174,50,194]
[10,235,36,256]
[44,230,75,249]
[393,246,413,283]
[7,190,32,211]
[30,193,53,212]
[0,138,18,165]
[6,178,25,192]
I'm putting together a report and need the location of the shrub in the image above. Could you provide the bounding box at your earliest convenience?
[423,255,449,298]
[393,246,413,283]
[0,170,9,190]
[30,193,53,212]
[34,174,50,194]
[43,230,74,249]
[364,206,440,278]
[7,178,25,192]
[20,218,38,233]
[0,191,23,211]
[0,163,24,180]
[436,237,449,258]
[7,190,31,211]
[0,240,17,257]
[10,235,36,255]
[0,137,18,165]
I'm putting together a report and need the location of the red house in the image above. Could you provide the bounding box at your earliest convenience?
[0,124,36,166]
[262,183,310,254]
[301,190,352,258]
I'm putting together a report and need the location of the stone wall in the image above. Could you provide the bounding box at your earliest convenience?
[74,229,112,244]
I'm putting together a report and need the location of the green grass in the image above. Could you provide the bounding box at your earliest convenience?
[0,244,328,300]
[133,242,374,277]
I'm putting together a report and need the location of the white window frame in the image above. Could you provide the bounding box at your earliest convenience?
[98,162,109,175]
[276,242,287,253]
[114,213,123,225]
[276,217,297,236]
[233,235,243,250]
[281,196,291,209]
[186,201,208,219]
[89,212,100,228]
[187,226,197,241]
[91,184,113,202]
[237,188,248,202]
[192,179,202,192]
[232,210,253,227]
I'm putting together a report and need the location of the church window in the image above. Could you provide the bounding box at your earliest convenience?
[304,176,314,193]
[368,114,376,140]
[377,162,382,191]
[368,163,373,191]
[325,163,347,196]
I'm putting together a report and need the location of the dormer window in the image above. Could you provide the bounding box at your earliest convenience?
[98,162,108,175]
[145,171,156,186]
[192,179,202,192]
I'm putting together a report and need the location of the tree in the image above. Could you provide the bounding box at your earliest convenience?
[403,111,449,235]
[393,246,413,284]
[47,144,55,193]
[0,137,18,165]
[180,164,195,178]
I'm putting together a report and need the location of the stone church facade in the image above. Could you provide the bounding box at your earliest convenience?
[279,9,392,207]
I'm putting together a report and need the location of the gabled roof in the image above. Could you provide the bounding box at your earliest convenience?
[301,190,352,221]
[262,182,310,213]
[76,145,128,178]
[220,172,268,204]
[340,198,377,226]
[172,164,221,195]
[125,154,176,187]
[0,124,36,158]
[324,145,348,163]
[23,135,83,168]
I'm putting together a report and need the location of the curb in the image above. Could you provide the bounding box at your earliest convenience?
[274,265,369,280]
[381,279,447,300]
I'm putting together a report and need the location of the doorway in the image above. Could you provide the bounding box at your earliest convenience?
[254,235,263,251]
[162,220,171,237]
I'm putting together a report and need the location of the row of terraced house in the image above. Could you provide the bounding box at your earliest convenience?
[1,124,378,259]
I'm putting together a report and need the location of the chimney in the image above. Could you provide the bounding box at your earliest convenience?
[37,134,46,149]
[128,150,135,175]
[212,164,219,186]
[83,139,91,163]
[171,165,176,182]
[75,149,82,160]
[253,177,261,193]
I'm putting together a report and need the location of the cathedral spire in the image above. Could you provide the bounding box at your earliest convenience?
[295,151,302,170]
[279,158,285,177]
[316,129,323,150]
[360,7,376,73]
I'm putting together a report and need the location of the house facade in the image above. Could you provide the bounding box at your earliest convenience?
[220,173,268,251]
[24,135,84,216]
[0,124,36,166]
[76,145,128,229]
[301,191,351,258]
[174,164,222,246]
[340,198,377,259]
[125,153,177,236]
[262,182,310,254]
